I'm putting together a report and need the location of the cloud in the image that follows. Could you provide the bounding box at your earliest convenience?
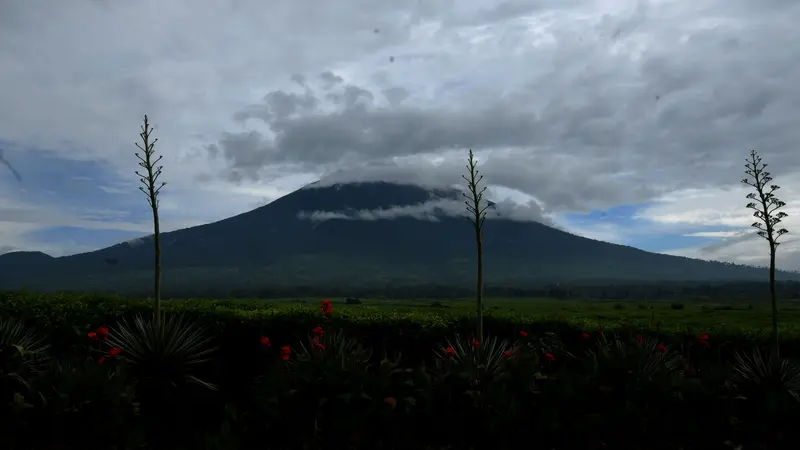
[2,0,800,270]
[683,231,743,238]
[297,194,554,225]
[208,0,800,220]
[638,181,800,268]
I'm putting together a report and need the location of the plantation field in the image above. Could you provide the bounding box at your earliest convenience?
[4,292,800,338]
[5,291,800,350]
[244,296,800,337]
[3,292,800,449]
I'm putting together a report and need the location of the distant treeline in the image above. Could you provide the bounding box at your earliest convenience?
[13,280,800,302]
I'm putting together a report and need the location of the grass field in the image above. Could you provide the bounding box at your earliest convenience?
[219,296,800,337]
[4,293,800,448]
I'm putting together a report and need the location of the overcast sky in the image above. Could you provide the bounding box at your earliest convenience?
[1,0,800,269]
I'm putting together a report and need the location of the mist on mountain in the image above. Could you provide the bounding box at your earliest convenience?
[0,180,795,295]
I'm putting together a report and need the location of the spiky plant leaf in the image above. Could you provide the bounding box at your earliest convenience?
[590,332,679,380]
[0,316,49,359]
[0,317,50,394]
[434,334,518,380]
[731,347,800,404]
[297,329,372,368]
[106,313,216,390]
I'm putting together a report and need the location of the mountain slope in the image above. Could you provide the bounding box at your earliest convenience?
[1,181,796,293]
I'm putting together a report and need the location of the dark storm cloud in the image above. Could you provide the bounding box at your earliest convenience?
[4,0,800,265]
[207,70,663,211]
[212,73,543,165]
[208,0,800,216]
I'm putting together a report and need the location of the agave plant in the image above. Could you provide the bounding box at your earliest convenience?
[0,316,50,443]
[105,313,217,390]
[0,317,50,391]
[297,328,373,367]
[290,328,374,407]
[258,329,376,444]
[434,334,518,383]
[588,332,680,384]
[431,334,520,441]
[731,346,800,408]
[522,331,572,361]
[0,316,49,358]
[32,357,142,449]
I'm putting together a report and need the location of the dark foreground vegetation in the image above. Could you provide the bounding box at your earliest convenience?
[1,293,799,450]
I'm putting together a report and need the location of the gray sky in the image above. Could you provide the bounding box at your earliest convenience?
[1,0,800,269]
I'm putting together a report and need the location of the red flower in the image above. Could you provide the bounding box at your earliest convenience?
[312,326,325,336]
[519,330,528,337]
[279,345,292,361]
[97,356,105,365]
[107,347,121,357]
[634,334,645,343]
[656,344,667,353]
[444,346,456,359]
[696,333,711,348]
[595,327,603,333]
[320,299,333,315]
[314,342,325,351]
[581,332,590,339]
[87,331,98,340]
[97,326,109,338]
[471,338,479,348]
[503,351,511,358]
[260,336,271,347]
[544,352,555,361]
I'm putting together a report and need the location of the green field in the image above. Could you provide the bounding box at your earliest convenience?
[222,296,800,337]
[5,291,800,339]
[3,292,800,449]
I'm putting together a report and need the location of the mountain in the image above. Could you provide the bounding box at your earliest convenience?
[0,251,55,269]
[1,181,797,294]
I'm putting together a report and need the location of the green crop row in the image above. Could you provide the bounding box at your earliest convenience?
[1,291,796,354]
[3,292,800,449]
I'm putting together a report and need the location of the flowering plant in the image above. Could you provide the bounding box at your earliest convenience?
[434,334,519,390]
[585,331,681,394]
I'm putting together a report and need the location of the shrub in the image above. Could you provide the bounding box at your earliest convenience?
[2,293,800,448]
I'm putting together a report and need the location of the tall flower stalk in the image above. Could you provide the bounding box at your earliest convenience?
[135,115,167,323]
[742,149,789,358]
[462,149,490,342]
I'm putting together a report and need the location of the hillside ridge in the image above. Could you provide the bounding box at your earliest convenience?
[1,181,796,293]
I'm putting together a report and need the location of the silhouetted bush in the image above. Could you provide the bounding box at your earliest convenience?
[1,293,800,450]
